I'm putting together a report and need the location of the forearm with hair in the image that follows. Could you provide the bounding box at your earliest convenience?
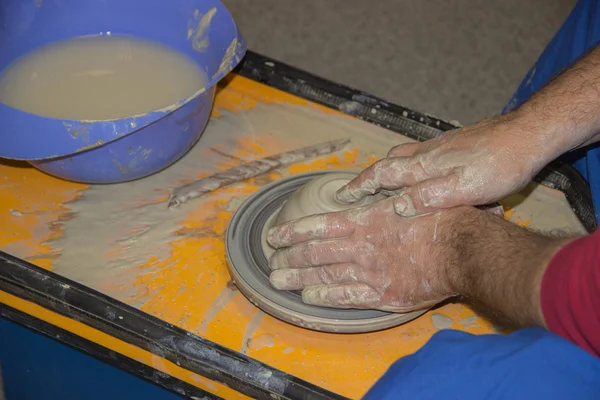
[516,44,600,159]
[443,208,572,328]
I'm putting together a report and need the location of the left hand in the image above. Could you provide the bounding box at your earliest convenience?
[335,114,549,217]
[266,197,462,312]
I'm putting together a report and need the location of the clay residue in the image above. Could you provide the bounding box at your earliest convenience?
[431,313,453,330]
[248,334,275,351]
[47,103,406,308]
[198,284,238,333]
[501,182,586,234]
[213,39,237,80]
[241,311,265,355]
[188,7,217,52]
[458,316,477,325]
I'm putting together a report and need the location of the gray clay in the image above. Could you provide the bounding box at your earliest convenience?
[262,172,385,257]
[276,171,384,224]
[431,313,453,330]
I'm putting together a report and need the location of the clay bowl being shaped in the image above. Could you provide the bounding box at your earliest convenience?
[262,171,386,260]
[0,0,246,183]
[275,171,385,225]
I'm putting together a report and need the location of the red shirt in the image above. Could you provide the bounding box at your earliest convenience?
[541,229,600,357]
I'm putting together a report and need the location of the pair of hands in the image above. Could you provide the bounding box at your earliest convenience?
[267,114,549,312]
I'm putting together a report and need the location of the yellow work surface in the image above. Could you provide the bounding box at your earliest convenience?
[0,74,587,399]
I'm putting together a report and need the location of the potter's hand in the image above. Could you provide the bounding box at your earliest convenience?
[267,197,458,312]
[335,114,551,217]
[267,200,568,330]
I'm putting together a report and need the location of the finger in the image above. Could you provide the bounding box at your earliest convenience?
[267,212,353,249]
[387,142,422,158]
[335,157,427,204]
[392,174,466,217]
[270,263,361,290]
[269,239,353,270]
[302,283,382,309]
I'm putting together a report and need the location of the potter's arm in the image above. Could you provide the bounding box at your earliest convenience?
[521,43,600,149]
[442,207,567,328]
[446,208,600,357]
[336,44,600,216]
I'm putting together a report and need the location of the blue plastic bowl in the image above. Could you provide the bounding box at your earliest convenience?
[0,0,246,183]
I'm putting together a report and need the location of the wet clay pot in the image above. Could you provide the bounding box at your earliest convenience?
[275,171,384,225]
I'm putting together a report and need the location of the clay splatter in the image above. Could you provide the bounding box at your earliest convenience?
[198,284,238,333]
[189,7,216,52]
[431,313,453,330]
[248,334,275,351]
[240,310,265,355]
[458,316,478,325]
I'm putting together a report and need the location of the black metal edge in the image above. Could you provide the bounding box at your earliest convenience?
[234,51,457,143]
[0,304,221,400]
[0,252,347,400]
[234,51,597,233]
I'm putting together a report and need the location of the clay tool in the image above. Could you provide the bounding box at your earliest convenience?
[167,138,350,208]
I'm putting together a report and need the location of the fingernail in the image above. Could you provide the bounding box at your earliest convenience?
[393,193,416,217]
[269,270,294,290]
[267,227,280,248]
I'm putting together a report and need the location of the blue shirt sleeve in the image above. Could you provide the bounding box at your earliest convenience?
[504,0,600,221]
[364,328,600,400]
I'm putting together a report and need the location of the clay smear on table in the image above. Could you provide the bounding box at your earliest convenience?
[46,103,409,307]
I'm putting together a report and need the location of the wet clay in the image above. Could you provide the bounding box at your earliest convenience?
[261,172,385,258]
[275,172,384,224]
[0,35,207,120]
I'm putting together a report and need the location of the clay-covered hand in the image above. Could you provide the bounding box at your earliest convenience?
[266,197,460,312]
[335,114,550,217]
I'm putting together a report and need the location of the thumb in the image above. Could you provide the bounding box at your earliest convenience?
[392,175,465,217]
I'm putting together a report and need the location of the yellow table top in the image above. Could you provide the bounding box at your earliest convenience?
[0,74,586,399]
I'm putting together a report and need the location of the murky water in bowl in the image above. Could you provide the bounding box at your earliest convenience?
[0,35,208,120]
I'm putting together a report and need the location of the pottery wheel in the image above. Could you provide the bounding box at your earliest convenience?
[225,171,426,333]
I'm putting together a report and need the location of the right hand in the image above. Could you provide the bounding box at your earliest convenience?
[336,113,551,217]
[267,197,461,312]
